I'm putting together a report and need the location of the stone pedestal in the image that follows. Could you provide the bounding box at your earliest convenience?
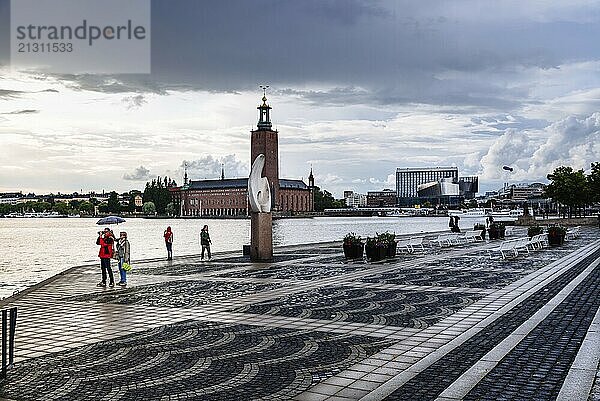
[250,212,273,262]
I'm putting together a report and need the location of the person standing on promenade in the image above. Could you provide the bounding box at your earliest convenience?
[451,216,461,233]
[164,226,174,260]
[96,228,115,287]
[116,231,130,286]
[200,225,212,260]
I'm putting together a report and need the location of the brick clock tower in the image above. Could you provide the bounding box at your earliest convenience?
[251,89,279,210]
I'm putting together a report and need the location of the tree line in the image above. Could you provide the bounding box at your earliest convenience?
[545,162,600,217]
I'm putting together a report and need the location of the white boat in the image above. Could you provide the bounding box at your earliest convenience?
[491,208,526,221]
[385,210,410,217]
[21,211,63,218]
[448,208,491,218]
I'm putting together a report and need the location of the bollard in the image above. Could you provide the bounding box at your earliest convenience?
[9,308,17,365]
[1,309,6,379]
[1,307,17,381]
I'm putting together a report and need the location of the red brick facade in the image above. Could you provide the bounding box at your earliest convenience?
[279,188,313,213]
[176,95,313,217]
[251,128,279,205]
[180,183,248,217]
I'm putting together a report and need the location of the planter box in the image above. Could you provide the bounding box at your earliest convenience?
[387,241,398,258]
[343,243,364,259]
[365,245,387,262]
[547,233,565,246]
[488,227,505,240]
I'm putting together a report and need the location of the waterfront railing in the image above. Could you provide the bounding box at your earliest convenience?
[1,307,17,383]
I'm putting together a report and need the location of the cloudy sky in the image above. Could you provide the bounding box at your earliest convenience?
[1,0,599,196]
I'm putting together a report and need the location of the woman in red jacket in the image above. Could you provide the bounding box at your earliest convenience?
[96,228,115,287]
[164,226,173,260]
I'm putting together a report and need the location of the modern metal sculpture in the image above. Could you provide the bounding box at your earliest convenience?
[248,154,271,213]
[248,154,273,262]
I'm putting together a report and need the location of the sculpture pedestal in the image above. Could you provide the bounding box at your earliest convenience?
[250,212,273,262]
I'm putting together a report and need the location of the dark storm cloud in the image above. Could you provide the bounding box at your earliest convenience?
[145,0,600,108]
[8,0,600,112]
[0,0,8,67]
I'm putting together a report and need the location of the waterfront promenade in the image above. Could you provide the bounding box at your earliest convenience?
[1,227,600,400]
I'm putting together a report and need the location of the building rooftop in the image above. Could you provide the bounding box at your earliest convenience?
[186,178,309,190]
[279,179,309,190]
[188,178,248,190]
[396,167,458,172]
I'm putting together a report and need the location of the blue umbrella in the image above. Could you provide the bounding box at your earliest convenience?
[96,216,126,225]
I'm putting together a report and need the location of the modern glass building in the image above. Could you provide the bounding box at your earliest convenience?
[396,167,459,206]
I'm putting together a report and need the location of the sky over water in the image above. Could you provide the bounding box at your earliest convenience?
[1,0,599,196]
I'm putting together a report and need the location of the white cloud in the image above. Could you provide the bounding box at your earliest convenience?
[123,166,152,181]
[480,112,600,186]
[181,154,248,180]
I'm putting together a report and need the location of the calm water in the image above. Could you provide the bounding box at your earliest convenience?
[0,216,458,299]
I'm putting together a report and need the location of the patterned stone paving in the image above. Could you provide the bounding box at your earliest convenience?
[0,321,392,401]
[464,257,600,401]
[235,286,482,328]
[592,374,600,401]
[1,226,599,401]
[217,260,367,280]
[361,268,527,289]
[69,280,287,308]
[383,249,600,401]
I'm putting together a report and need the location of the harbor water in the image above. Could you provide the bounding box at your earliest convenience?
[0,216,463,299]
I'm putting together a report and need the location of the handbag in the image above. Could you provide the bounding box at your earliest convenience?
[122,262,132,272]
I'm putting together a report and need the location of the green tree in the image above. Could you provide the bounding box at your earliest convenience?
[165,202,175,216]
[545,166,589,218]
[69,200,82,211]
[52,202,72,215]
[107,191,121,213]
[98,203,109,214]
[142,201,156,215]
[32,201,51,212]
[143,178,173,215]
[313,187,343,211]
[588,162,600,204]
[0,204,16,215]
[78,201,94,215]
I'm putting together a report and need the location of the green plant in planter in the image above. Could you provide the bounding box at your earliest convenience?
[365,236,383,261]
[343,232,362,245]
[547,225,567,246]
[343,232,364,259]
[377,231,397,258]
[364,234,392,261]
[527,225,544,238]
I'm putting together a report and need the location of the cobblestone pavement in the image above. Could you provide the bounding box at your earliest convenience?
[1,228,600,401]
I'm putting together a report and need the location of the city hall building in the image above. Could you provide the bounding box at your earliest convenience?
[175,95,314,217]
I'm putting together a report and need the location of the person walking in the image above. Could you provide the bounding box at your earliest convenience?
[116,231,131,286]
[96,228,115,287]
[200,225,212,260]
[164,226,174,260]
